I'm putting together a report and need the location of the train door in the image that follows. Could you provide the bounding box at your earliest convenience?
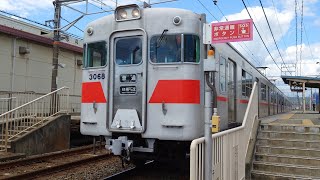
[268,86,270,115]
[276,93,280,114]
[109,30,147,132]
[227,59,236,124]
[256,78,260,117]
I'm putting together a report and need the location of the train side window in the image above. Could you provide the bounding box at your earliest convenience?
[184,35,200,63]
[241,69,252,98]
[246,73,253,97]
[115,37,142,65]
[219,56,226,92]
[261,83,267,101]
[84,41,107,68]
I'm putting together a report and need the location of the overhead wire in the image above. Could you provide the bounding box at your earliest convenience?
[90,0,114,10]
[270,0,295,75]
[245,0,268,38]
[196,0,219,21]
[212,0,228,21]
[237,43,263,66]
[241,0,281,71]
[302,23,315,62]
[88,1,108,10]
[60,16,84,33]
[197,0,262,66]
[270,0,290,58]
[0,9,49,28]
[258,0,291,75]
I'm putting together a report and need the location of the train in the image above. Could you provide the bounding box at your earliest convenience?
[80,4,291,163]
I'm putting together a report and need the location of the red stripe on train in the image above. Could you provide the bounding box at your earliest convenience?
[149,80,200,104]
[239,99,249,104]
[81,82,107,103]
[217,96,228,102]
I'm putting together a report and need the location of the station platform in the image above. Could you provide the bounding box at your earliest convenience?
[260,111,320,127]
[251,111,320,179]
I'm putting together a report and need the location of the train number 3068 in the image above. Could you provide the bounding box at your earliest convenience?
[89,73,105,80]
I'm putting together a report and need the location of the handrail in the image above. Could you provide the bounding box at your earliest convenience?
[0,87,69,118]
[190,82,258,180]
[0,87,70,152]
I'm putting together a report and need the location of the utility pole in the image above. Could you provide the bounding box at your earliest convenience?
[51,0,61,92]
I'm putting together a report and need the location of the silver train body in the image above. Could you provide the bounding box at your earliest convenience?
[80,5,291,160]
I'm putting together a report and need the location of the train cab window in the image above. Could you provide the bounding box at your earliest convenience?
[84,41,107,67]
[219,56,226,92]
[115,37,142,65]
[150,34,200,63]
[261,83,267,101]
[241,70,252,98]
[184,35,200,62]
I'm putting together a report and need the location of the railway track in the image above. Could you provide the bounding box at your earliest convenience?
[0,145,111,179]
[105,160,189,179]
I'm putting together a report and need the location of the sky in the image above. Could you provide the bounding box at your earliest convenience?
[0,0,320,98]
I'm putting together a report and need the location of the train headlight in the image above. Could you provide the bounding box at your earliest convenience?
[132,8,140,18]
[117,9,127,20]
[115,4,141,21]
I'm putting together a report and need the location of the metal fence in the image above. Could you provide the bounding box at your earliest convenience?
[0,91,80,115]
[0,92,37,115]
[190,82,258,180]
[0,87,70,152]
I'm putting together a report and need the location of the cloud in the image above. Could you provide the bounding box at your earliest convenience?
[99,0,148,9]
[226,1,320,75]
[0,0,53,17]
[227,5,293,67]
[314,18,320,27]
[280,0,318,17]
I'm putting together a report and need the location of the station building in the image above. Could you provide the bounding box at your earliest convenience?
[0,14,83,112]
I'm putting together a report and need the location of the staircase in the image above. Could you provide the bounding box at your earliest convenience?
[0,87,70,152]
[251,123,320,179]
[0,117,45,150]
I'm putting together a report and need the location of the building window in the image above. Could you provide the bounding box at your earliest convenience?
[219,56,226,92]
[115,37,142,65]
[84,41,107,67]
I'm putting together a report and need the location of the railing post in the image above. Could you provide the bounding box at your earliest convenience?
[5,114,9,152]
[66,88,70,114]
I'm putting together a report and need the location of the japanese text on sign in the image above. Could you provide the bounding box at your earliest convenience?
[211,19,253,43]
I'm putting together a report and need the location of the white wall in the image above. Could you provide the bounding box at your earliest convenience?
[0,33,83,96]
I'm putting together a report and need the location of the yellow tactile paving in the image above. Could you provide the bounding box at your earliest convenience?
[280,114,295,120]
[302,119,314,126]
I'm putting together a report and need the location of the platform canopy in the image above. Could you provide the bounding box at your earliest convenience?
[281,76,320,89]
[281,75,320,113]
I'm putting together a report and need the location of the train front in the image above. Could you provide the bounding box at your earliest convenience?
[81,4,205,162]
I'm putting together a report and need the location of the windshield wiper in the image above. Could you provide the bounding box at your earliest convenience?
[156,29,168,48]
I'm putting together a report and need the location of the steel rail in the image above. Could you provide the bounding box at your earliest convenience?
[0,144,104,169]
[4,153,111,180]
